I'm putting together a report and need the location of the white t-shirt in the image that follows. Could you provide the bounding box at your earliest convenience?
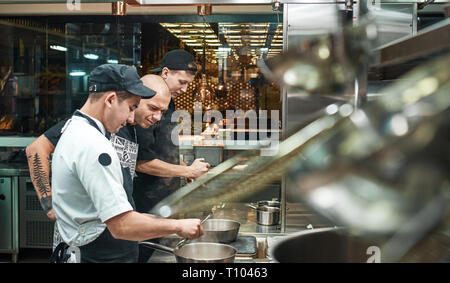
[51,113,133,247]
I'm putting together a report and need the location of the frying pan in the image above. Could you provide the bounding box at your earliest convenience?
[196,219,240,243]
[140,241,236,263]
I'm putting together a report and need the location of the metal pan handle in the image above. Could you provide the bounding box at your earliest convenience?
[175,212,212,248]
[139,241,174,255]
[246,203,258,210]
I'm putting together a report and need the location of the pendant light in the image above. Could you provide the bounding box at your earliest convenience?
[216,57,227,98]
[195,18,216,107]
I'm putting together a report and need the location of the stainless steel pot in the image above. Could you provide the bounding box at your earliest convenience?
[257,200,280,208]
[140,241,237,263]
[256,206,280,226]
[247,202,281,226]
[271,227,381,263]
[197,219,240,243]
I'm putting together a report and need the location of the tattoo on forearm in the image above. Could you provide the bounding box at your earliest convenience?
[39,196,52,214]
[28,153,51,198]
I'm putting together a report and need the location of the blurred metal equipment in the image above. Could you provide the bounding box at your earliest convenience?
[286,52,450,249]
[112,1,127,16]
[152,51,450,260]
[258,3,356,97]
[258,0,421,98]
[272,0,282,12]
[374,18,450,67]
[271,226,450,262]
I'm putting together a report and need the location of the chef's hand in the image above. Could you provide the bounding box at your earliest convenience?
[185,177,194,184]
[47,209,56,221]
[186,158,210,179]
[180,160,194,184]
[176,219,204,239]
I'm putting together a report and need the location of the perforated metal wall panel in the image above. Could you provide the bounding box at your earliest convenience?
[174,77,257,112]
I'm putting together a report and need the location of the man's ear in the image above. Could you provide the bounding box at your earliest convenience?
[104,91,117,108]
[160,67,170,79]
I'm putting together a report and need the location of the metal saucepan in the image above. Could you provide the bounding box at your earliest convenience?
[257,200,280,208]
[197,219,240,243]
[256,206,280,226]
[247,200,280,210]
[140,241,237,263]
[247,202,281,226]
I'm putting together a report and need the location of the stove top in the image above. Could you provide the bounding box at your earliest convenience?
[228,236,257,257]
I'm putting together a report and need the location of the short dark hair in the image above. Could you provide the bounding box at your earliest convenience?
[88,90,136,103]
[184,62,198,76]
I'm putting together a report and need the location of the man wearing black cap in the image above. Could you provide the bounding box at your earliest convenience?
[49,64,203,263]
[134,50,210,211]
[133,50,210,262]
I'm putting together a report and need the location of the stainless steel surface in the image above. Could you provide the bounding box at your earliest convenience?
[140,241,237,263]
[374,19,450,67]
[19,176,54,249]
[147,234,268,263]
[365,3,416,49]
[286,52,450,237]
[197,218,240,243]
[247,200,282,225]
[256,206,280,226]
[0,163,31,176]
[257,200,280,208]
[277,0,449,243]
[261,1,417,95]
[259,2,358,96]
[0,176,19,263]
[0,178,13,250]
[174,202,282,234]
[175,243,236,263]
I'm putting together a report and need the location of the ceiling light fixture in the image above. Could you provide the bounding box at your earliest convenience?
[112,1,126,16]
[195,17,216,107]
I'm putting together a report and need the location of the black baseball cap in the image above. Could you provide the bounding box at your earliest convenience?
[150,49,198,73]
[88,64,156,98]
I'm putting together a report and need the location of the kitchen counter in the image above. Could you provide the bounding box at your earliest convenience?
[0,163,30,176]
[0,136,35,148]
[171,202,282,235]
[148,202,284,263]
[178,132,279,151]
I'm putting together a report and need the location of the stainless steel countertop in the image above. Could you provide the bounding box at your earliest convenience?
[0,163,30,176]
[147,202,284,263]
[172,202,282,234]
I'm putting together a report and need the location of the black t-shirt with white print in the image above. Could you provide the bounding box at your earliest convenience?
[44,118,138,208]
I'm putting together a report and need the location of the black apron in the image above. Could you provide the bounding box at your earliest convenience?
[51,111,138,263]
